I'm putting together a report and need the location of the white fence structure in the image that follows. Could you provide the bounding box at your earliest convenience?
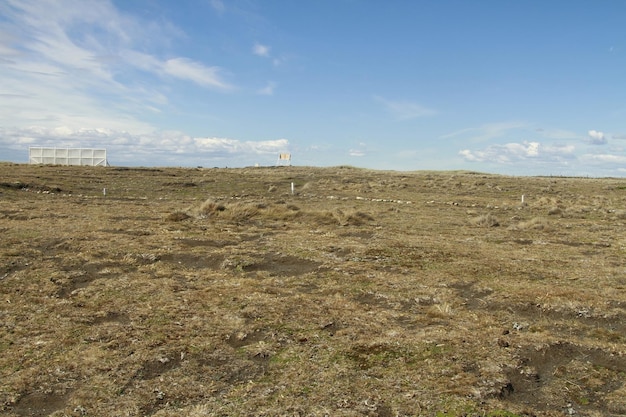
[29,147,109,167]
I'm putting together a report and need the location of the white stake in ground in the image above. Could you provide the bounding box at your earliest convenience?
[291,182,295,195]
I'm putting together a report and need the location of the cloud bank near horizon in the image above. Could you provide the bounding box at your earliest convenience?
[0,126,289,166]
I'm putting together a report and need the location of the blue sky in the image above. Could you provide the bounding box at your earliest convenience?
[1,0,625,176]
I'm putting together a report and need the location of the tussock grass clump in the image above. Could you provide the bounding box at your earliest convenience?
[166,211,190,222]
[198,198,226,216]
[547,206,562,216]
[191,199,304,223]
[471,213,499,227]
[296,208,376,227]
[508,216,550,231]
[426,302,454,318]
[221,201,261,222]
[517,217,550,230]
[613,209,626,220]
[332,208,375,226]
[533,196,560,208]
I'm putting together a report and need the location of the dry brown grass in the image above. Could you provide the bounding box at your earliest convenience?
[471,212,500,227]
[512,216,551,231]
[0,164,625,417]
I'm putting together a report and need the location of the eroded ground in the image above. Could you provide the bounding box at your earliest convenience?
[0,164,624,416]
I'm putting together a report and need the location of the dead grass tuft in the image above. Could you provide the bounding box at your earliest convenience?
[332,208,375,226]
[197,198,226,216]
[471,213,499,227]
[547,207,562,216]
[533,196,560,208]
[426,302,454,318]
[517,217,550,230]
[222,201,261,222]
[165,211,190,222]
[191,199,305,223]
[614,209,626,220]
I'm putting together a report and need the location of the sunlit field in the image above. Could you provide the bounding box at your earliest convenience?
[1,163,624,416]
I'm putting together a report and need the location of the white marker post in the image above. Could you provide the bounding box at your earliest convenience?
[521,194,525,204]
[291,182,295,195]
[103,188,107,197]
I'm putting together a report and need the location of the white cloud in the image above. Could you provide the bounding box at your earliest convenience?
[257,81,276,96]
[580,153,626,164]
[536,128,580,140]
[0,125,289,164]
[349,142,368,157]
[375,96,437,120]
[253,42,271,58]
[0,0,235,134]
[195,137,287,154]
[587,130,607,145]
[118,51,233,90]
[163,58,232,90]
[441,121,527,142]
[459,141,575,164]
[613,133,626,140]
[210,0,225,13]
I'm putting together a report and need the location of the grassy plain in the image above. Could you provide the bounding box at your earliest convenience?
[0,163,625,417]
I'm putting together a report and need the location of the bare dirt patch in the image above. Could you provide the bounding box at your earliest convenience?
[12,390,72,417]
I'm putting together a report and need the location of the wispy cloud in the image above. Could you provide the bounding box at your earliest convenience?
[441,121,527,142]
[163,58,233,90]
[580,153,626,164]
[0,0,284,167]
[257,81,276,96]
[535,128,580,140]
[253,42,271,58]
[374,96,437,120]
[272,57,286,66]
[210,0,225,14]
[0,0,234,133]
[349,142,368,157]
[121,51,233,90]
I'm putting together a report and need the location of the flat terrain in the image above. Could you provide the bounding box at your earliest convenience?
[0,163,624,417]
